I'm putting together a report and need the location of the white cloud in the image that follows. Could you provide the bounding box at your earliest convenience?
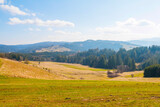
[28,28,41,31]
[35,28,41,31]
[96,18,160,41]
[8,17,33,24]
[48,31,84,42]
[28,28,33,31]
[31,13,36,16]
[54,30,81,35]
[96,27,129,34]
[0,0,4,4]
[116,18,155,27]
[8,17,75,27]
[0,5,28,15]
[48,27,53,31]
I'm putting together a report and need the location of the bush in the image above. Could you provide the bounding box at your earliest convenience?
[24,58,29,64]
[0,59,3,68]
[144,64,160,77]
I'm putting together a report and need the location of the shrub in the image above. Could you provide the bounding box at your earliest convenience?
[144,64,160,77]
[24,58,29,64]
[0,59,3,68]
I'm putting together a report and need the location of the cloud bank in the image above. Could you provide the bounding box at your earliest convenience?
[96,18,160,40]
[0,5,29,15]
[8,17,75,27]
[0,0,4,4]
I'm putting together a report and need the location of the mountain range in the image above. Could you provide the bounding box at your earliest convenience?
[1,38,160,53]
[0,40,138,53]
[129,37,160,46]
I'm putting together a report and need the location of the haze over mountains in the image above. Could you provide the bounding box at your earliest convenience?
[0,38,160,53]
[0,40,138,53]
[129,38,160,46]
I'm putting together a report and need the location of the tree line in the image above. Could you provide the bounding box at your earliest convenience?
[1,45,160,71]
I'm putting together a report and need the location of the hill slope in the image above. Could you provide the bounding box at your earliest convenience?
[0,58,109,80]
[62,40,138,51]
[0,58,59,80]
[36,45,71,52]
[0,40,138,53]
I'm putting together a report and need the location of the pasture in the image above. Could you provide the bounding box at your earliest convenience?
[1,76,160,106]
[1,58,160,106]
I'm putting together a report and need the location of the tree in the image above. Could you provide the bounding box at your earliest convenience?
[24,58,29,64]
[97,55,107,68]
[144,64,160,77]
[131,59,136,71]
[116,54,123,66]
[20,56,24,61]
[108,55,116,69]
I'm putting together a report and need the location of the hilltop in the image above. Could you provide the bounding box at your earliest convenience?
[0,40,138,53]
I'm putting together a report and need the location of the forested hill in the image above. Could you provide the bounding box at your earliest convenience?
[1,45,160,70]
[0,40,137,53]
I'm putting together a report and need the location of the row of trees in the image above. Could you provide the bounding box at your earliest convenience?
[52,48,136,71]
[0,49,136,71]
[2,45,160,71]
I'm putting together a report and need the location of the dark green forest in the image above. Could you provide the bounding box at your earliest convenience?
[1,45,160,71]
[144,64,160,77]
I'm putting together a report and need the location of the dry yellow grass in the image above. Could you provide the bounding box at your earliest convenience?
[30,61,108,80]
[0,58,59,80]
[1,58,160,82]
[0,58,109,80]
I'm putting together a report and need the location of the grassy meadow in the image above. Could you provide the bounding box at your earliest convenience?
[1,75,160,106]
[58,63,114,71]
[1,58,160,106]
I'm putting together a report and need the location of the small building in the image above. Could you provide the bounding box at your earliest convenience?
[107,71,119,78]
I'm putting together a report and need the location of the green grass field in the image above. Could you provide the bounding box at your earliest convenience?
[125,72,144,78]
[1,75,160,107]
[59,63,114,71]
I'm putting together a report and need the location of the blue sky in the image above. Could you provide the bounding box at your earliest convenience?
[1,0,160,45]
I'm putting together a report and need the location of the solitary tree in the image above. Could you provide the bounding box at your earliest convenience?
[24,58,29,64]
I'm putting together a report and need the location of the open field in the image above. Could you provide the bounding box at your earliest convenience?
[0,58,160,82]
[0,58,58,80]
[1,58,160,106]
[1,75,160,106]
[30,61,110,80]
[0,58,111,80]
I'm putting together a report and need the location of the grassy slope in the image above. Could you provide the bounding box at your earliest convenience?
[0,58,159,82]
[1,75,160,106]
[30,61,109,80]
[0,58,110,80]
[0,58,59,80]
[59,63,114,71]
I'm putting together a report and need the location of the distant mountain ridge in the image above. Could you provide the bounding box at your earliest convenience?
[128,37,160,46]
[0,40,138,53]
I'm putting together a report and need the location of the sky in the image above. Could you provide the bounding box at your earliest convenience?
[1,0,160,45]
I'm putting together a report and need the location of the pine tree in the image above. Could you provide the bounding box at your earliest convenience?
[108,56,113,69]
[97,55,107,68]
[131,59,136,71]
[116,54,123,65]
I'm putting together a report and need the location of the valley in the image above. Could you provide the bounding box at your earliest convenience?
[1,0,160,106]
[0,58,160,106]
